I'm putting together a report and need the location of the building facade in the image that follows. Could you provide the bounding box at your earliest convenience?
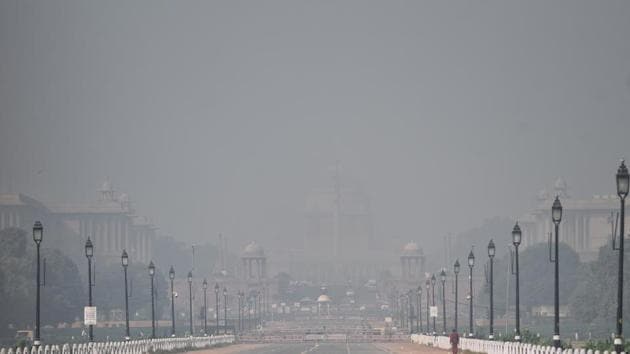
[0,179,155,264]
[519,178,628,262]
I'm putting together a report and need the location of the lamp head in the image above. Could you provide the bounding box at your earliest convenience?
[223,287,227,296]
[468,249,475,267]
[169,266,175,280]
[148,261,155,276]
[512,222,522,246]
[431,273,436,286]
[121,249,129,267]
[440,269,446,282]
[552,196,562,224]
[488,239,496,258]
[417,285,422,295]
[617,159,629,199]
[454,259,460,274]
[33,221,43,244]
[214,283,220,294]
[202,278,208,289]
[187,271,193,283]
[85,237,94,258]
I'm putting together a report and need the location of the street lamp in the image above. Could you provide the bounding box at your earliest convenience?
[615,159,628,353]
[416,286,422,334]
[425,279,430,335]
[169,266,175,337]
[33,221,43,346]
[431,274,436,335]
[247,294,252,331]
[551,196,562,348]
[148,261,156,339]
[467,249,475,338]
[440,269,447,335]
[122,250,130,340]
[487,239,495,340]
[407,290,414,333]
[454,259,460,332]
[187,271,193,336]
[223,287,228,334]
[238,291,244,334]
[85,237,94,342]
[202,279,208,335]
[512,224,522,342]
[214,283,220,335]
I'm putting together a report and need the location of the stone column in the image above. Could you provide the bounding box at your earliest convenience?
[401,258,406,279]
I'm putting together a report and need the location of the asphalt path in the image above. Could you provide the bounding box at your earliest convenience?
[191,342,447,354]
[237,343,381,353]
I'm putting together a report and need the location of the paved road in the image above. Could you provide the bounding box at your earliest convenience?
[189,342,446,354]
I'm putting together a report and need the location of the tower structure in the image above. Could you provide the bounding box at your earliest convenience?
[400,242,425,281]
[241,242,267,281]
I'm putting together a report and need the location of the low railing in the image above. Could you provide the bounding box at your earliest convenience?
[411,334,626,354]
[0,335,235,354]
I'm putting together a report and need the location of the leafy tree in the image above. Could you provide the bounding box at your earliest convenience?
[92,261,168,321]
[0,228,84,336]
[479,242,580,317]
[153,236,219,278]
[569,242,630,337]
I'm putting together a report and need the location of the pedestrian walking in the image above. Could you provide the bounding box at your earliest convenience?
[449,328,460,354]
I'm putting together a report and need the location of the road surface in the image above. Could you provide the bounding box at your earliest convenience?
[186,342,447,354]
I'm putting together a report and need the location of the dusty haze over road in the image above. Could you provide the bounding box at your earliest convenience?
[1,1,629,253]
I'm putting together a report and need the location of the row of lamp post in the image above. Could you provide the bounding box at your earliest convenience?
[31,221,248,344]
[413,195,551,343]
[426,159,627,349]
[27,161,627,346]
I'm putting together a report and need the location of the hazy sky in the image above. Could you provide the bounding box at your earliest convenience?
[1,1,629,251]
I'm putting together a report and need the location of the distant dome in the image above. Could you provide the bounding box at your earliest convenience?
[402,242,421,255]
[317,294,332,303]
[242,242,265,258]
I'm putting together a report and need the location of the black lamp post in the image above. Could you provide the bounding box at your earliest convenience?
[223,287,228,334]
[187,271,193,336]
[615,160,628,353]
[214,283,220,335]
[487,240,495,340]
[431,274,436,335]
[407,290,414,333]
[85,237,94,342]
[33,221,43,346]
[202,279,208,335]
[551,196,562,348]
[248,295,252,331]
[238,291,243,333]
[149,261,156,339]
[440,269,447,335]
[416,286,422,334]
[169,266,175,337]
[122,250,130,340]
[258,291,262,327]
[454,259,460,332]
[467,249,475,338]
[512,224,522,342]
[425,279,430,334]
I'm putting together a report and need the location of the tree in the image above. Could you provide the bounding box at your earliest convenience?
[569,243,630,337]
[0,228,84,336]
[92,261,168,321]
[480,242,580,317]
[153,236,219,277]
